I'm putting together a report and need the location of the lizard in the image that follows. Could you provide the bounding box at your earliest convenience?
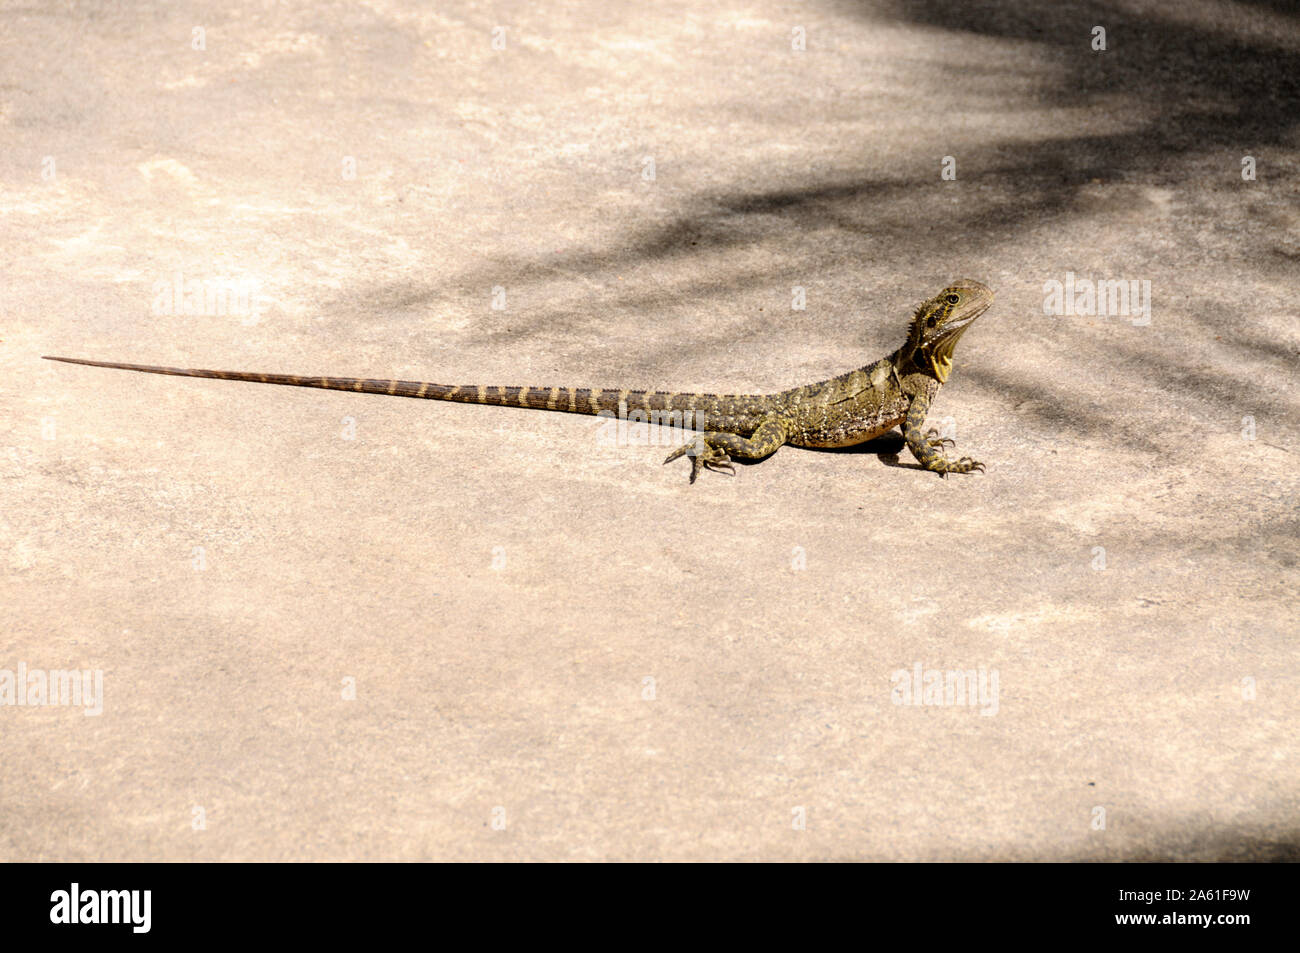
[43,278,993,482]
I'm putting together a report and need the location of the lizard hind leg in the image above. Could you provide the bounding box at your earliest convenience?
[663,417,789,484]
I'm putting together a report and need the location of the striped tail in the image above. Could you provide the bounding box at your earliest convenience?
[40,355,740,419]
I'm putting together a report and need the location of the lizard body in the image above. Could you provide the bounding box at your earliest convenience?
[44,279,993,482]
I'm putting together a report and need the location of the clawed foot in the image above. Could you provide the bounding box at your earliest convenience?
[664,435,736,484]
[932,455,985,476]
[920,428,983,475]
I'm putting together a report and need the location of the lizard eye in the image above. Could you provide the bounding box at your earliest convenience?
[945,294,960,305]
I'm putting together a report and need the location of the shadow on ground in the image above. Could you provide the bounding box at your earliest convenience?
[342,0,1298,447]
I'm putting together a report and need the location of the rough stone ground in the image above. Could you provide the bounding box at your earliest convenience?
[2,1,1296,861]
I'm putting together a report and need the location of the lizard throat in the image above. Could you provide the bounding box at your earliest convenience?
[926,320,977,382]
[930,352,953,383]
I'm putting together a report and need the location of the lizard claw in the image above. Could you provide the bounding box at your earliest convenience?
[665,436,734,483]
[921,452,985,476]
[663,444,690,466]
[943,456,984,474]
[925,428,956,451]
[705,455,735,477]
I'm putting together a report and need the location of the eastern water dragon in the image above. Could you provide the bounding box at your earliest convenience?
[44,279,994,482]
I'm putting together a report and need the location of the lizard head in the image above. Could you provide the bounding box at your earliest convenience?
[904,279,994,383]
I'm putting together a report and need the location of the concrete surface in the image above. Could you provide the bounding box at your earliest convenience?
[2,1,1297,861]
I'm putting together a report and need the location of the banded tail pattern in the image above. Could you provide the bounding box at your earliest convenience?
[40,356,769,425]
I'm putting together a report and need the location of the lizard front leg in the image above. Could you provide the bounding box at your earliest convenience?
[664,417,788,484]
[903,391,984,475]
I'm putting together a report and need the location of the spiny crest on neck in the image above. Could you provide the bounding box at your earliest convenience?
[905,301,935,349]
